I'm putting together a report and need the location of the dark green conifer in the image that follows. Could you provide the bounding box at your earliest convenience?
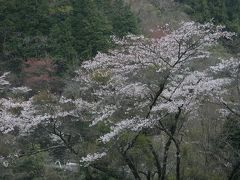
[71,0,112,59]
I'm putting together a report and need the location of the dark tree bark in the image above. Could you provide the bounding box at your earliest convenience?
[175,144,181,180]
[229,161,240,180]
[159,107,182,180]
[161,137,172,180]
[149,143,162,179]
[121,152,141,180]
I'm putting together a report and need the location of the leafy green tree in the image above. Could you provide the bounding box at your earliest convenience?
[95,0,139,37]
[13,0,49,36]
[70,0,112,59]
[49,18,77,73]
[13,153,45,180]
[225,0,240,31]
[0,0,50,72]
[181,0,240,32]
[180,0,240,54]
[208,0,227,23]
[0,0,139,74]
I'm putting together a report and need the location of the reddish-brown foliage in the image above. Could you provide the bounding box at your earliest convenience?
[22,58,56,89]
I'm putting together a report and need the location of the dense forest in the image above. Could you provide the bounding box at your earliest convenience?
[179,0,240,31]
[0,0,240,180]
[0,0,138,73]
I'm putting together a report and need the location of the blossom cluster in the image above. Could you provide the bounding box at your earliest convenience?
[80,152,107,166]
[0,22,239,166]
[73,22,236,147]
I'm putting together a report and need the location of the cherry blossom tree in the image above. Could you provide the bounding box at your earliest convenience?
[0,21,238,179]
[0,72,34,134]
[204,57,240,180]
[0,72,79,135]
[72,21,236,179]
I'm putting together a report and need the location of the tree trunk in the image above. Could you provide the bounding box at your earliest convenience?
[160,107,182,180]
[176,146,181,180]
[161,137,172,180]
[147,171,151,180]
[229,161,240,180]
[149,143,162,180]
[122,153,141,180]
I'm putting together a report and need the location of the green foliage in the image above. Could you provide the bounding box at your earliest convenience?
[0,0,139,74]
[95,0,139,37]
[49,18,77,73]
[180,0,240,54]
[70,0,112,59]
[181,0,240,32]
[0,0,50,72]
[223,117,240,150]
[13,153,45,180]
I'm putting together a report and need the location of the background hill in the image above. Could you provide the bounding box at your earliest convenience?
[1,1,240,180]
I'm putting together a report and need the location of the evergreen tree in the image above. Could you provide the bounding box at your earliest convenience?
[49,18,77,73]
[71,0,112,59]
[208,0,227,23]
[185,0,210,22]
[0,0,139,73]
[10,0,49,36]
[181,0,240,32]
[0,0,50,72]
[95,0,139,37]
[225,0,240,31]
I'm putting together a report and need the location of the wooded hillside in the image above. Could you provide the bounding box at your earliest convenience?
[0,1,240,180]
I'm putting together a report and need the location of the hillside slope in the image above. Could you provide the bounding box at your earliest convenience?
[126,0,189,34]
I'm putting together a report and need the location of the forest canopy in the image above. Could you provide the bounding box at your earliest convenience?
[1,0,240,180]
[0,0,139,73]
[179,0,240,32]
